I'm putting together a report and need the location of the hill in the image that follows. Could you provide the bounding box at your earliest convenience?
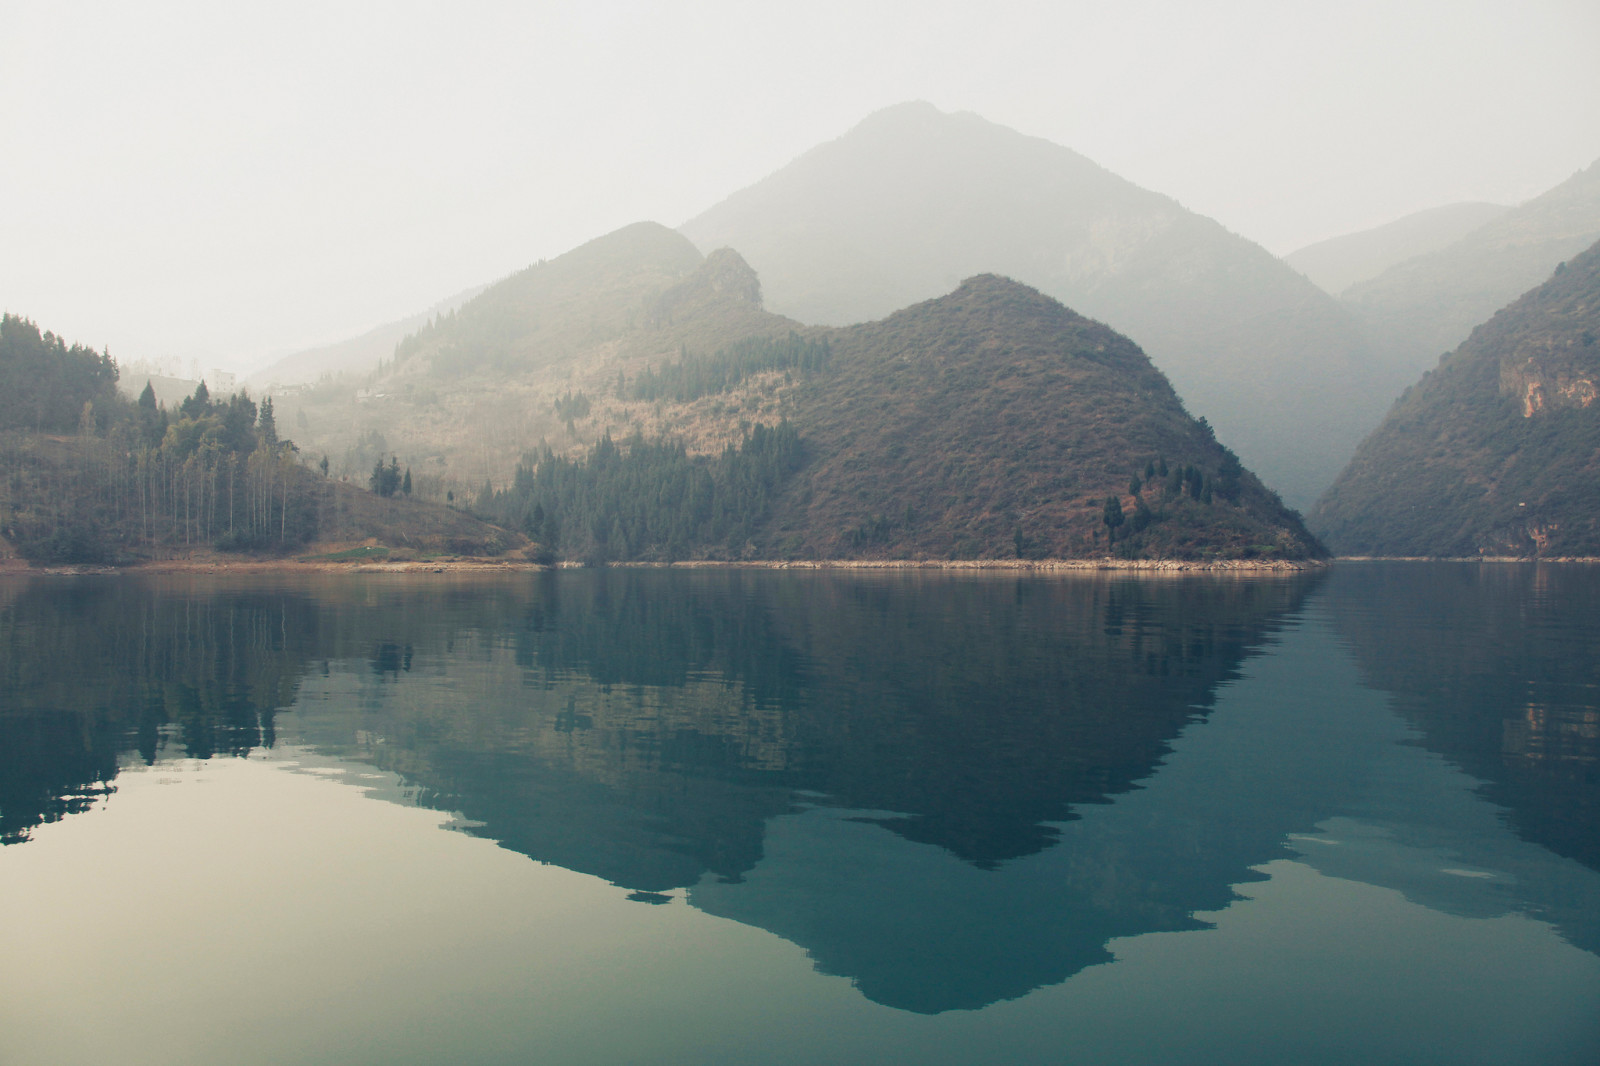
[1310,237,1600,557]
[1284,202,1510,295]
[273,223,796,496]
[679,101,1379,512]
[1341,160,1600,399]
[764,275,1320,560]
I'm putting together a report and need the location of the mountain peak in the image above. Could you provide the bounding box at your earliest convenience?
[679,103,1375,511]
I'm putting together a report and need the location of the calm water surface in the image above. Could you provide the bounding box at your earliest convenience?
[1,563,1597,1064]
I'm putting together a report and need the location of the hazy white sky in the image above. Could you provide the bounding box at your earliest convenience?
[4,0,1597,374]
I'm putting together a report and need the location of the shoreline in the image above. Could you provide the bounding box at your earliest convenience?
[7,555,1322,576]
[8,555,1600,577]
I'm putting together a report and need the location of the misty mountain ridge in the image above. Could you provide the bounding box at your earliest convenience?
[1341,158,1600,397]
[679,100,1379,512]
[248,284,486,388]
[280,221,1320,561]
[1311,236,1600,557]
[1285,202,1511,296]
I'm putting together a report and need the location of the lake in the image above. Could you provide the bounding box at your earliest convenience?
[1,563,1597,1064]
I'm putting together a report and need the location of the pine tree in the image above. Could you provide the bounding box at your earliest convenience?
[257,397,277,446]
[1102,495,1125,545]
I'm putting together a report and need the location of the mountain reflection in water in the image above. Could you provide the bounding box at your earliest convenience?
[1,565,1597,1020]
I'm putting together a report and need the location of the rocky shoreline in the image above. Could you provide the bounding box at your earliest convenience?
[3,555,1330,576]
[17,554,1600,577]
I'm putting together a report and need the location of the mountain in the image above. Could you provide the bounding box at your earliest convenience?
[1284,202,1510,295]
[1341,160,1600,393]
[1310,237,1600,557]
[246,285,485,388]
[679,101,1380,512]
[284,222,1322,560]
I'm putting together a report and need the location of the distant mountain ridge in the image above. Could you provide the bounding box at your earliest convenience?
[246,284,486,388]
[1311,236,1600,557]
[680,101,1380,512]
[1285,202,1510,295]
[1341,159,1600,396]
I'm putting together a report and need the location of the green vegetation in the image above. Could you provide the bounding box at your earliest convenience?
[627,333,830,404]
[479,420,804,563]
[0,315,314,562]
[0,314,120,434]
[0,315,518,564]
[1312,237,1600,556]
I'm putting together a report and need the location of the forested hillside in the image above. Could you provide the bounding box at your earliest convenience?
[768,276,1320,560]
[1311,237,1600,557]
[0,314,121,434]
[0,314,517,564]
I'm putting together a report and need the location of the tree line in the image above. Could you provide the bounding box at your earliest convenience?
[1,315,319,562]
[478,420,805,563]
[625,333,831,404]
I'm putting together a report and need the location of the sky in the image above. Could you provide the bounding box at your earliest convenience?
[3,0,1598,376]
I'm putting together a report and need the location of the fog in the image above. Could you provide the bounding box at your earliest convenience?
[3,0,1597,374]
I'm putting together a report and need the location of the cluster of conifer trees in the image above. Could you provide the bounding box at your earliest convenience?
[0,314,120,433]
[1103,452,1248,549]
[625,333,830,404]
[1,315,316,562]
[479,420,804,562]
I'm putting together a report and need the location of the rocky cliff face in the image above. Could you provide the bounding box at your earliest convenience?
[1500,328,1600,417]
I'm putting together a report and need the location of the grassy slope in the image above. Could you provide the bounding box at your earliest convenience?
[1311,238,1600,556]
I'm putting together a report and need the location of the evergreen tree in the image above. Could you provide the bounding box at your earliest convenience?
[257,396,277,446]
[1102,495,1125,545]
[179,381,210,420]
[369,456,402,497]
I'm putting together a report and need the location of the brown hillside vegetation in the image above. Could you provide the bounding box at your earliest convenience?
[770,276,1321,560]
